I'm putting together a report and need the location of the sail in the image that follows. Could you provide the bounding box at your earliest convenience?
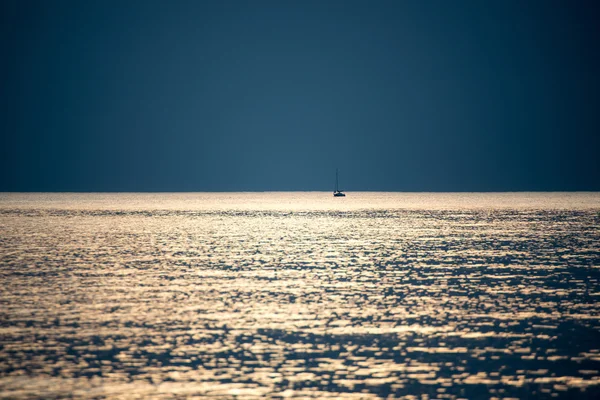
[334,169,345,196]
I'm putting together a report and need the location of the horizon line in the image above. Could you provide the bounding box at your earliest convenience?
[1,190,599,194]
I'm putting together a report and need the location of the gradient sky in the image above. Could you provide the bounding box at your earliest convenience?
[1,0,599,191]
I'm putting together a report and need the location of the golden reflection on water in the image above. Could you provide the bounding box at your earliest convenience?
[0,192,599,399]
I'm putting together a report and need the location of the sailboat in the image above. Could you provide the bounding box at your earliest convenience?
[333,168,346,197]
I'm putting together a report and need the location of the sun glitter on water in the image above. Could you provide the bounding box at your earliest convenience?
[0,192,599,399]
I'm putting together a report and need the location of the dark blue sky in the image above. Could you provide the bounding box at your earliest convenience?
[2,0,599,191]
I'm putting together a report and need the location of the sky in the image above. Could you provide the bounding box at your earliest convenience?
[1,0,599,192]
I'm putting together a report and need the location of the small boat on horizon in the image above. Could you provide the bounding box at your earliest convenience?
[334,168,346,197]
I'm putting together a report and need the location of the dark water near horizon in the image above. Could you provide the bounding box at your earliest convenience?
[1,193,599,399]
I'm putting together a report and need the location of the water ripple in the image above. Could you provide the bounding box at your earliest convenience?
[1,193,599,399]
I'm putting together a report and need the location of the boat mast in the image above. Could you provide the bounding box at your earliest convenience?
[335,168,339,192]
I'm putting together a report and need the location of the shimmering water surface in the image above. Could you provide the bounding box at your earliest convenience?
[1,192,599,399]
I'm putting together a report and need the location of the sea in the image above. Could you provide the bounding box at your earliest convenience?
[1,192,599,399]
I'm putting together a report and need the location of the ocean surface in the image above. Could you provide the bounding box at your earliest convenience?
[1,192,599,399]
